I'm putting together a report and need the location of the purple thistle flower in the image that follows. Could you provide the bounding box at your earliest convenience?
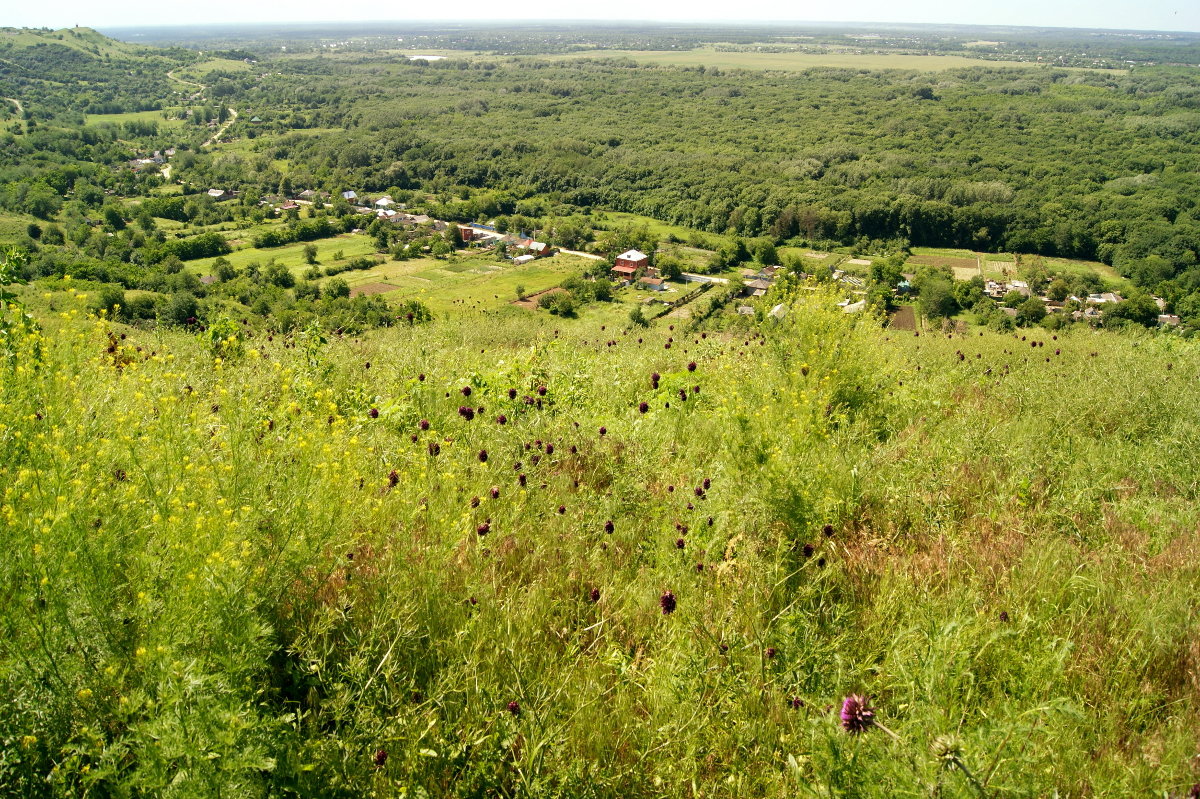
[687,361,696,372]
[388,470,399,488]
[508,388,517,399]
[639,401,649,414]
[766,647,777,659]
[694,486,704,497]
[518,473,527,487]
[589,587,601,603]
[418,373,425,381]
[458,406,475,421]
[427,441,440,457]
[840,694,875,734]
[478,449,488,462]
[660,591,676,615]
[802,543,815,558]
[598,426,606,436]
[695,562,704,572]
[496,414,507,425]
[651,372,660,388]
[557,504,566,514]
[789,697,804,710]
[823,524,835,538]
[491,486,500,499]
[675,538,685,549]
[368,408,379,418]
[461,386,472,397]
[537,385,547,396]
[374,749,388,767]
[477,521,490,535]
[604,520,614,534]
[999,610,1010,623]
[419,419,430,430]
[702,477,711,490]
[470,496,481,508]
[507,700,520,716]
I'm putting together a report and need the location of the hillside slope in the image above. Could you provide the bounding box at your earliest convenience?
[1,286,1198,796]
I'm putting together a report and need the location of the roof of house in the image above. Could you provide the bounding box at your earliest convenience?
[375,197,393,206]
[746,278,773,290]
[207,188,226,197]
[611,264,638,275]
[512,254,536,264]
[641,277,665,286]
[616,249,648,261]
[341,190,357,200]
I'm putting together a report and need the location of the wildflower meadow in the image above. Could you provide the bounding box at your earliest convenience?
[1,283,1198,797]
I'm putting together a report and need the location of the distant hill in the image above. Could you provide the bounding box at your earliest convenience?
[0,26,142,58]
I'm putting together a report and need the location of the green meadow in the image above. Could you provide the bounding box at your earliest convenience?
[2,279,1198,796]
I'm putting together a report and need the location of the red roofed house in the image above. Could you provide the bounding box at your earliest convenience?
[612,248,649,282]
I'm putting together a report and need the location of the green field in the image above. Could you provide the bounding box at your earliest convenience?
[341,253,592,314]
[85,109,189,129]
[551,46,1121,73]
[186,232,381,276]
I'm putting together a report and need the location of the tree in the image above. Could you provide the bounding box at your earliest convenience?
[1046,279,1070,302]
[1105,294,1158,327]
[1015,297,1047,326]
[303,244,319,265]
[629,304,649,327]
[323,278,350,299]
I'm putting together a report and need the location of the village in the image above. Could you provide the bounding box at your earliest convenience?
[187,183,1182,329]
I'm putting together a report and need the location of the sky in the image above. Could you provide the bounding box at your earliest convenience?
[6,0,1199,34]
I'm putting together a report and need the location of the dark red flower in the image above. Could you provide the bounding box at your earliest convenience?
[537,385,547,396]
[427,441,440,456]
[478,449,488,462]
[687,361,696,372]
[840,694,875,734]
[490,486,500,499]
[508,388,517,399]
[458,406,475,421]
[477,521,490,535]
[368,408,379,418]
[802,543,815,558]
[418,373,425,381]
[604,520,614,534]
[545,444,554,455]
[388,470,399,488]
[823,524,835,537]
[507,700,520,716]
[518,473,527,487]
[660,591,677,615]
[766,647,777,659]
[461,386,472,397]
[374,749,388,767]
[598,426,606,436]
[639,401,649,414]
[496,414,507,424]
[419,419,430,430]
[470,496,481,508]
[999,610,1010,623]
[675,538,685,549]
[557,504,566,514]
[589,587,601,602]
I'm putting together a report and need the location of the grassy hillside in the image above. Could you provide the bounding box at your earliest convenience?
[1,281,1198,796]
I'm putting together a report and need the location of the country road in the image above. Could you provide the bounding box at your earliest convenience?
[203,108,238,148]
[5,97,24,132]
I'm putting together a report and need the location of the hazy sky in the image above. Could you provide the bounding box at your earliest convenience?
[8,0,1199,34]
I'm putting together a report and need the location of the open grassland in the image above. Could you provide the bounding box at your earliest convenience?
[187,233,381,276]
[353,253,590,314]
[551,47,1121,73]
[1,282,1198,796]
[84,109,189,129]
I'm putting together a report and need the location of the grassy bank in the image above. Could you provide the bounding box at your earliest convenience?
[0,286,1197,796]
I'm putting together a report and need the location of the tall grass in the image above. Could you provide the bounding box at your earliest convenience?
[1,287,1197,796]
